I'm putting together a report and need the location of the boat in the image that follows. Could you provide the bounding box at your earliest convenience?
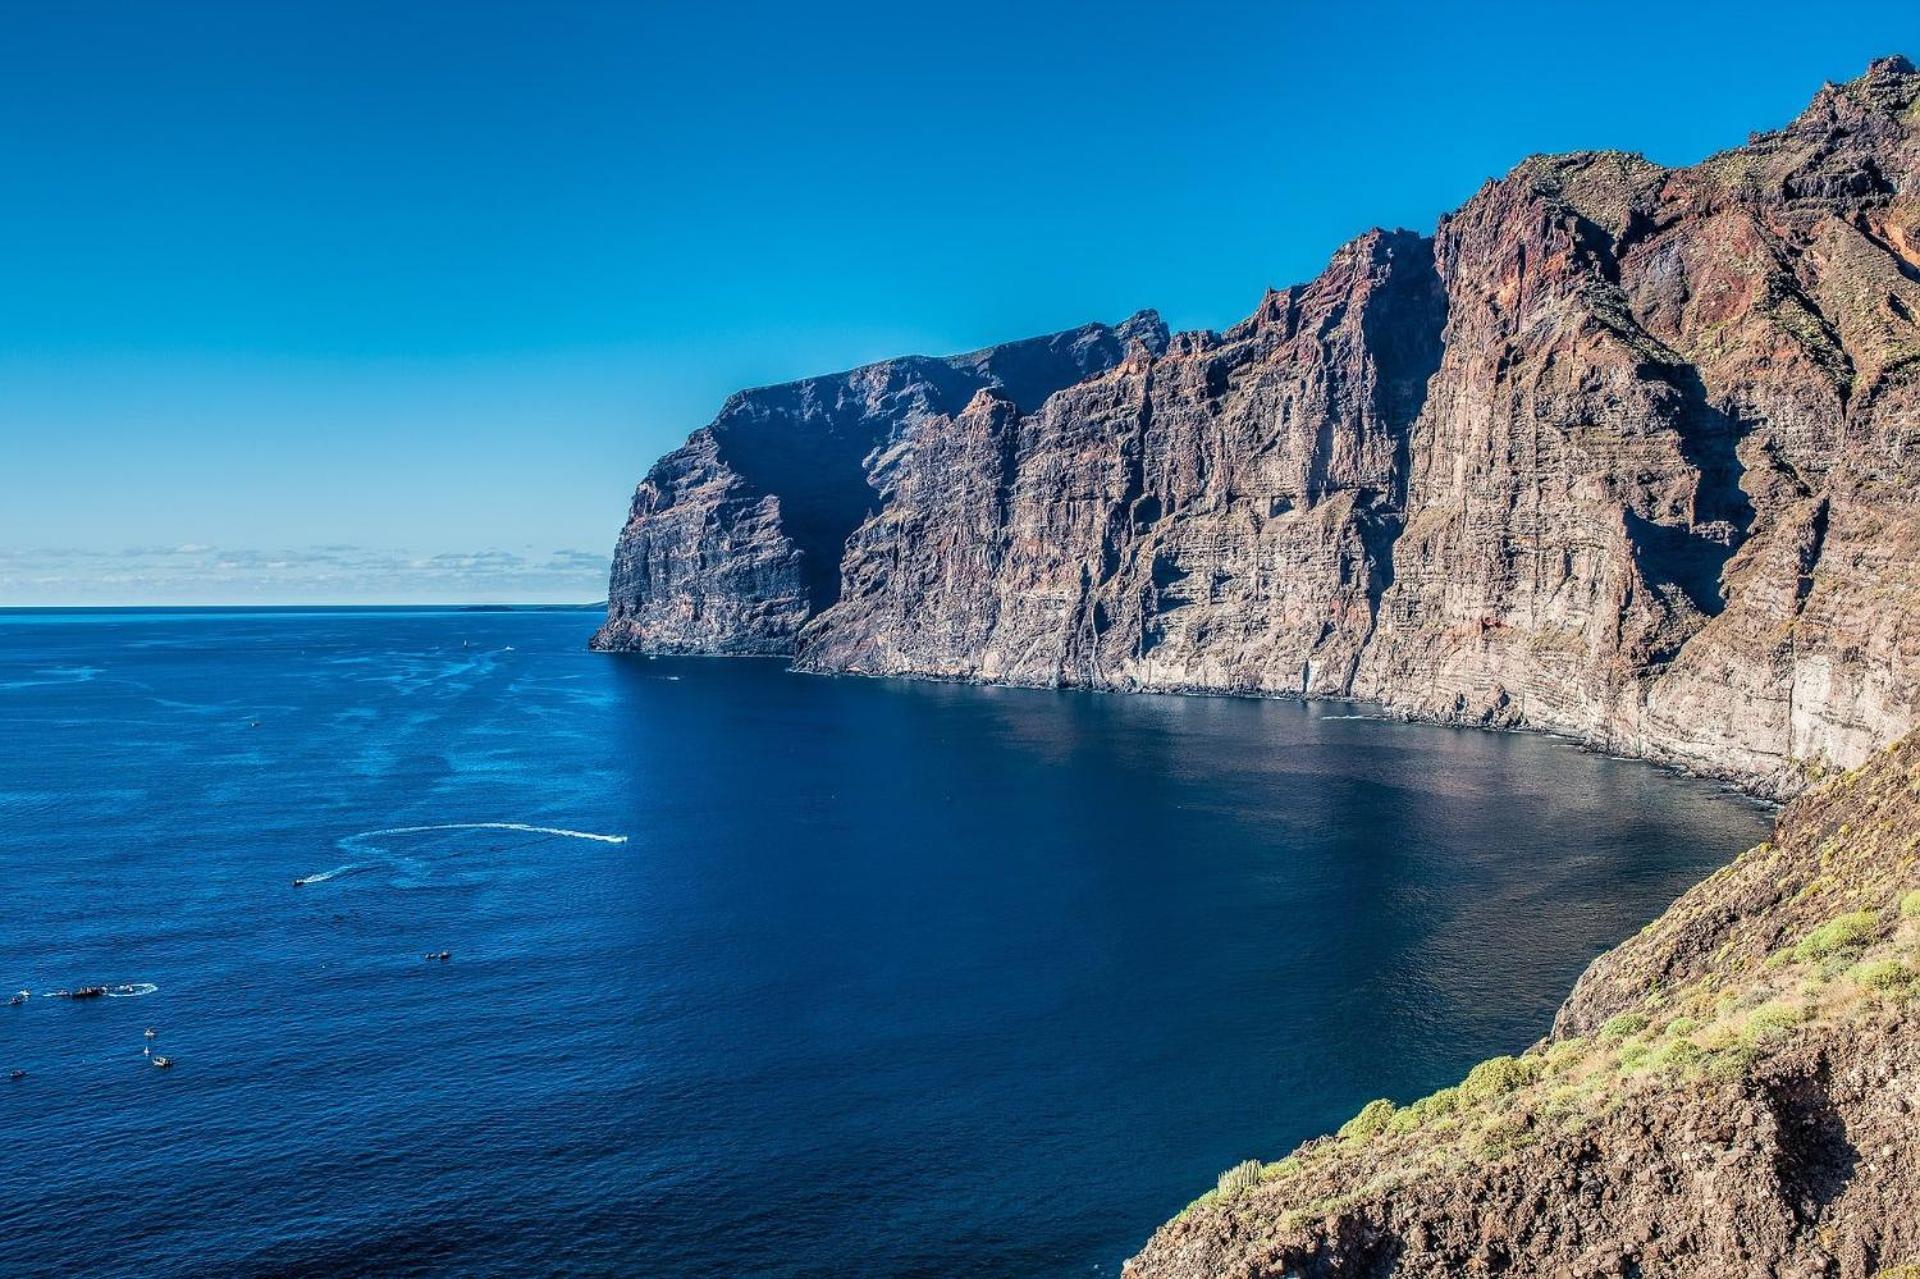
[8,1069,24,1081]
[56,986,107,1000]
[151,1056,172,1069]
[7,991,26,1007]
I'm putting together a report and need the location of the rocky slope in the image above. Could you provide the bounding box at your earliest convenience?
[1125,731,1920,1279]
[596,56,1920,797]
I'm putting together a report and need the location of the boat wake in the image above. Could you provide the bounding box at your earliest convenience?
[294,822,627,887]
[346,822,629,846]
[104,983,159,998]
[292,864,364,886]
[36,983,159,999]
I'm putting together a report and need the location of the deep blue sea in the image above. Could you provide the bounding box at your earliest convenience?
[0,608,1773,1277]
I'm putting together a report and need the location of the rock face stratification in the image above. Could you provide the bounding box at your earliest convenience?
[591,312,1168,655]
[598,57,1920,794]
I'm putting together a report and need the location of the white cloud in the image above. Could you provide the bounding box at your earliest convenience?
[0,544,611,605]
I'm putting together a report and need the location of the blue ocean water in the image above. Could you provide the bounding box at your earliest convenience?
[0,608,1773,1278]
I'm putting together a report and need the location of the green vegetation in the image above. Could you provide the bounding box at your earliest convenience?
[1544,1038,1586,1075]
[1743,1000,1803,1043]
[1337,1099,1396,1144]
[1388,1087,1459,1134]
[1792,911,1880,961]
[1901,889,1920,919]
[1475,1113,1533,1158]
[1458,1055,1538,1104]
[1216,1159,1263,1199]
[1848,957,1916,994]
[1649,1037,1705,1074]
[1599,1012,1649,1040]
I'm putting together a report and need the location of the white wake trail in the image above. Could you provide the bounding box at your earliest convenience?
[346,822,628,846]
[293,864,364,885]
[294,822,628,887]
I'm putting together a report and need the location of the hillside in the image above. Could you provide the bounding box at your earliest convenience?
[1125,732,1920,1277]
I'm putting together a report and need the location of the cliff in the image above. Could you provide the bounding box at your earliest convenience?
[590,311,1168,654]
[596,56,1920,798]
[1124,731,1920,1279]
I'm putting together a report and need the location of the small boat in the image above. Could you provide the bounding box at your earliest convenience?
[150,1056,172,1069]
[292,878,304,888]
[144,1027,157,1039]
[57,986,107,1000]
[7,991,26,1007]
[8,1069,24,1081]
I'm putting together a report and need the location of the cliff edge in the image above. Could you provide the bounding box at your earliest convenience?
[1125,730,1920,1278]
[597,56,1920,798]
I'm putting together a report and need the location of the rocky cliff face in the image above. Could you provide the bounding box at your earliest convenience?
[590,312,1168,654]
[1125,731,1920,1279]
[598,56,1920,797]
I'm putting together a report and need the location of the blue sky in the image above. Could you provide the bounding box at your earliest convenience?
[3,2,1914,604]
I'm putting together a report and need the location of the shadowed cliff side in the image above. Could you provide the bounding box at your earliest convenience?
[793,228,1445,693]
[1125,732,1920,1279]
[598,58,1920,796]
[590,312,1168,654]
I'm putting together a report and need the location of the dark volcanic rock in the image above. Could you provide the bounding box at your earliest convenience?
[599,57,1920,794]
[590,312,1168,654]
[794,229,1444,691]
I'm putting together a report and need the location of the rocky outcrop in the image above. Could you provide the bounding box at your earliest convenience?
[1349,58,1920,794]
[598,57,1920,794]
[797,230,1444,693]
[590,312,1168,654]
[1124,731,1920,1279]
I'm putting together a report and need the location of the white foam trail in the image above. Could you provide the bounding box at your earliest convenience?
[294,822,627,886]
[346,822,628,846]
[294,864,363,885]
[104,983,158,998]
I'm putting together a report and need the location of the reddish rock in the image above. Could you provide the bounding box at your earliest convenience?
[600,57,1920,797]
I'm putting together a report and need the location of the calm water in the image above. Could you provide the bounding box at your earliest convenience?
[0,609,1771,1277]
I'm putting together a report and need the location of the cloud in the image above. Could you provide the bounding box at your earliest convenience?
[0,543,611,605]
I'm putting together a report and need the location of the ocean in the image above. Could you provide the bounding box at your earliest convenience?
[0,608,1773,1277]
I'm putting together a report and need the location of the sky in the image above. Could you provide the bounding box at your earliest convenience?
[2,2,1915,604]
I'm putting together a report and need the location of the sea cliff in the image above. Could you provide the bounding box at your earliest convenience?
[597,57,1920,800]
[595,57,1920,1274]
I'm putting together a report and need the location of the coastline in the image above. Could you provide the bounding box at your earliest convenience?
[596,639,1797,805]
